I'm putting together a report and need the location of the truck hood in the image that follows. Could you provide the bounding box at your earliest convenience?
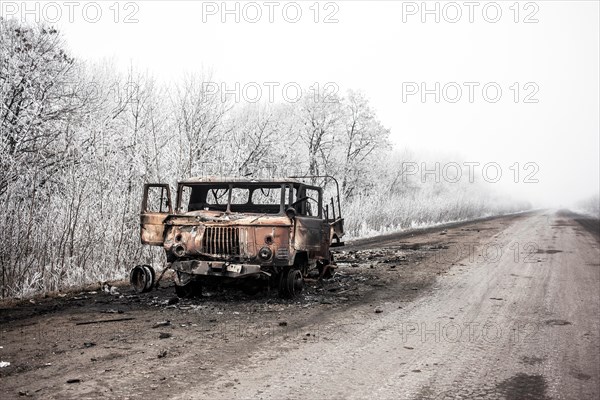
[164,211,292,226]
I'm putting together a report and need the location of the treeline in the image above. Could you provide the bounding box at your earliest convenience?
[576,194,600,218]
[0,19,526,297]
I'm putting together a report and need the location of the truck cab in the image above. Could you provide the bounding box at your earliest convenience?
[133,177,344,298]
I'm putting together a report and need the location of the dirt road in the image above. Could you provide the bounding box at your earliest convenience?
[1,211,598,399]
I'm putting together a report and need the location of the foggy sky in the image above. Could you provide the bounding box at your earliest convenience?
[4,0,598,207]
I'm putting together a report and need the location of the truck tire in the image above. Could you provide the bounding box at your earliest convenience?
[174,272,202,298]
[130,265,153,293]
[317,252,335,279]
[142,265,155,291]
[278,268,303,298]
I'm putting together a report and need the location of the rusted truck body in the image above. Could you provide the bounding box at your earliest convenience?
[133,177,344,297]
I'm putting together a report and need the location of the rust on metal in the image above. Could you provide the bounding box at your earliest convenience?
[135,176,345,298]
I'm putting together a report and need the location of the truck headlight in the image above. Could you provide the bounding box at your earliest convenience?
[173,244,186,258]
[258,246,272,260]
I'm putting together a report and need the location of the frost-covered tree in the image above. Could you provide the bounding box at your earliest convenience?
[339,90,390,198]
[0,18,528,297]
[0,17,90,195]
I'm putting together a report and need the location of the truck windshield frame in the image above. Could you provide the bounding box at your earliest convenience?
[176,183,288,215]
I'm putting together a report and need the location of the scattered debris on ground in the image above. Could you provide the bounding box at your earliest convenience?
[0,214,534,399]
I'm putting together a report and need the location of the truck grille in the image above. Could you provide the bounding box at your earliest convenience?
[202,226,241,256]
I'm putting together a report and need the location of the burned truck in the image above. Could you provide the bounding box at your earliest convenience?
[130,177,344,298]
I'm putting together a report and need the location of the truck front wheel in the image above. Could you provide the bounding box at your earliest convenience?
[174,272,202,298]
[278,268,303,298]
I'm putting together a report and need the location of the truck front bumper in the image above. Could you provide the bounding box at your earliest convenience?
[170,260,264,278]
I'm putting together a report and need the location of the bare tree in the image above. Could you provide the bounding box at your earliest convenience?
[294,92,342,184]
[172,74,232,178]
[340,90,390,198]
[0,18,90,195]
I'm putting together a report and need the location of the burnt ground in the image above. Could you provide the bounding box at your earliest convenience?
[0,211,598,400]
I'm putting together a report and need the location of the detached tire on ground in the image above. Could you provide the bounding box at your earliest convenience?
[130,265,154,293]
[142,265,155,291]
[278,268,304,298]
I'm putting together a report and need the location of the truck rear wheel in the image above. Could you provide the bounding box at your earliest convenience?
[317,252,335,279]
[278,268,303,298]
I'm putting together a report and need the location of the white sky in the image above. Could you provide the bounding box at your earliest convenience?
[3,0,599,207]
